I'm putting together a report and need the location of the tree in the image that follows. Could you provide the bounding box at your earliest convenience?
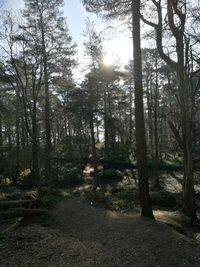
[82,21,103,190]
[141,0,198,220]
[142,48,164,188]
[131,0,154,218]
[23,0,76,181]
[0,4,76,192]
[124,61,135,151]
[82,0,154,218]
[0,13,43,190]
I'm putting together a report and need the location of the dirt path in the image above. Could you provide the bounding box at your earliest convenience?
[52,197,200,267]
[1,196,200,266]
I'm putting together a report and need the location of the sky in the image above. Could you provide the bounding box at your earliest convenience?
[0,0,133,78]
[63,0,132,67]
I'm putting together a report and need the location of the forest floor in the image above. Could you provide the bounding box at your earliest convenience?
[1,171,200,266]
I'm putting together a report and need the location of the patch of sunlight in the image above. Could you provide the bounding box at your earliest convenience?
[106,210,137,219]
[61,191,71,198]
[106,210,121,219]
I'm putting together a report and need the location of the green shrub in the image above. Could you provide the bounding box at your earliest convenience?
[150,190,178,208]
[159,159,183,171]
[103,159,133,169]
[99,169,123,184]
[114,190,135,201]
[109,188,140,211]
[57,167,84,188]
[111,197,135,211]
[84,189,139,211]
[18,169,38,190]
[42,188,71,207]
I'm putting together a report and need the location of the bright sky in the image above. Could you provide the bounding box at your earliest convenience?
[64,0,132,73]
[0,0,133,79]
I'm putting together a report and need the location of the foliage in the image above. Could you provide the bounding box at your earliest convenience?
[150,191,179,209]
[84,187,140,211]
[98,169,123,184]
[109,188,140,211]
[56,167,84,188]
[159,159,183,171]
[103,157,134,169]
[18,171,38,190]
[42,188,72,207]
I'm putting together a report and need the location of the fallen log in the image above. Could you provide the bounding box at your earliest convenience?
[0,199,42,210]
[0,208,48,220]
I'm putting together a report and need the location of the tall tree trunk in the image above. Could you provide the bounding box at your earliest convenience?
[141,0,197,220]
[21,116,27,148]
[104,85,109,160]
[129,80,133,148]
[32,98,41,195]
[177,69,197,220]
[108,91,115,157]
[154,55,160,189]
[40,13,51,181]
[0,113,3,157]
[131,0,154,219]
[88,77,99,191]
[15,98,20,184]
[89,113,99,192]
[146,78,154,158]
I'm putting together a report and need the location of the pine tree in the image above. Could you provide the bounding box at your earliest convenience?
[82,0,154,218]
[23,0,76,181]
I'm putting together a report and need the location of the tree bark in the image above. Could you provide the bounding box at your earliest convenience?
[146,77,154,158]
[88,76,99,192]
[132,0,154,219]
[32,99,41,195]
[0,113,2,149]
[129,80,133,148]
[141,0,197,220]
[177,69,197,220]
[89,113,99,192]
[40,12,52,182]
[15,98,20,185]
[154,55,160,188]
[104,84,109,160]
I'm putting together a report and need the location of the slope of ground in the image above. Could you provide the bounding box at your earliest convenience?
[1,196,200,267]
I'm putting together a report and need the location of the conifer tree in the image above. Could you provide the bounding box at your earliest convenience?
[82,0,154,218]
[23,0,76,181]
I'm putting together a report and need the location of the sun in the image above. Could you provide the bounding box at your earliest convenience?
[103,37,132,67]
[103,53,115,66]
